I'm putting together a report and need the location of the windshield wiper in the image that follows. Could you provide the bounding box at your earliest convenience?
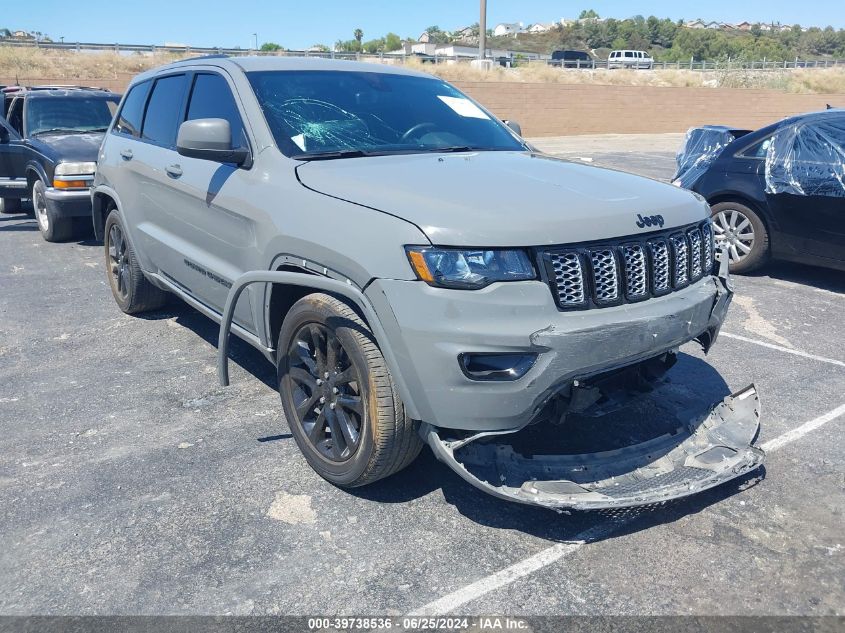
[295,149,375,161]
[32,128,96,136]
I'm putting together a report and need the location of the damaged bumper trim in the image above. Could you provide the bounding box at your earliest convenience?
[423,384,764,510]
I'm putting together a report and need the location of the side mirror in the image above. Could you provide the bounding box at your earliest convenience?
[176,118,250,166]
[504,120,523,137]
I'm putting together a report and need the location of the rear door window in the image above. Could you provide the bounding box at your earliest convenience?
[185,73,246,147]
[625,51,633,58]
[114,80,151,137]
[142,74,188,147]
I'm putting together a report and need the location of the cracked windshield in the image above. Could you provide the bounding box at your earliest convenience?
[247,70,525,158]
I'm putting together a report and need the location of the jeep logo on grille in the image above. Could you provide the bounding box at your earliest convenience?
[636,213,665,229]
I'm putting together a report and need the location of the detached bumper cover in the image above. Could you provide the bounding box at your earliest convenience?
[423,384,764,510]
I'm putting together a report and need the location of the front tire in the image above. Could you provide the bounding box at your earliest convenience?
[710,201,769,274]
[277,293,422,488]
[103,209,168,314]
[32,180,74,242]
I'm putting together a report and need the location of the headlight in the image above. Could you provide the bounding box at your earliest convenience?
[54,161,96,176]
[405,247,536,289]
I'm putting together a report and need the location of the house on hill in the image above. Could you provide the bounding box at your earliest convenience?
[493,23,524,37]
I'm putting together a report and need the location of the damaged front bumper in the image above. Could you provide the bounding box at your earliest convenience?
[423,384,764,511]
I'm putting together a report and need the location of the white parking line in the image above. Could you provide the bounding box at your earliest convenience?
[760,402,845,452]
[720,332,845,368]
[408,403,845,615]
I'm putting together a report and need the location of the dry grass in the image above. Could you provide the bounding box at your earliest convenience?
[407,59,845,94]
[2,47,844,95]
[0,47,184,80]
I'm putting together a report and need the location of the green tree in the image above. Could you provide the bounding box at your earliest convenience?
[384,32,402,51]
[260,42,283,52]
[424,25,451,44]
[363,38,384,53]
[579,9,599,20]
[353,28,364,44]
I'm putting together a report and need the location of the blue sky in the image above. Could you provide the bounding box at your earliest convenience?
[3,1,842,50]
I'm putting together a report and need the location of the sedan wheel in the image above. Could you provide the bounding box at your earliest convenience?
[713,207,755,265]
[709,201,769,273]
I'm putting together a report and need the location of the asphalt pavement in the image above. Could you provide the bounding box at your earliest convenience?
[0,138,843,616]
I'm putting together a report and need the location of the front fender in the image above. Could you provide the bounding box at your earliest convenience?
[218,270,422,420]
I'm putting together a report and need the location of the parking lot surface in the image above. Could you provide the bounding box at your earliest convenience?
[1,137,843,616]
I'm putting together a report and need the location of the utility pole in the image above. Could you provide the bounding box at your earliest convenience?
[253,33,258,51]
[479,0,486,59]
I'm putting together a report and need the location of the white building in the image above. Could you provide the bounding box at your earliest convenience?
[407,42,548,62]
[527,23,554,34]
[492,23,524,37]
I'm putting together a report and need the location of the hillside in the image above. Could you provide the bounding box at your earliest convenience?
[459,18,845,62]
[2,47,845,96]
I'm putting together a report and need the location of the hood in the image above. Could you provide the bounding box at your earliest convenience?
[28,132,104,164]
[296,151,708,246]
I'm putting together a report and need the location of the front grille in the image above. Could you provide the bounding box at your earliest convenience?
[541,221,715,311]
[548,252,586,306]
[589,249,619,303]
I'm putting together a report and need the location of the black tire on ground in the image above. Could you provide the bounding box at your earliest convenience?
[277,293,422,488]
[0,197,22,214]
[103,208,168,314]
[32,179,74,242]
[710,201,770,274]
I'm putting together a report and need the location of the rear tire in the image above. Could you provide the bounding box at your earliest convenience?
[104,209,168,314]
[32,180,74,242]
[0,197,22,214]
[710,201,769,274]
[277,293,422,488]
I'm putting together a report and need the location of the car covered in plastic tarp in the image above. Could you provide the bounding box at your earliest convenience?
[765,115,845,197]
[673,110,845,273]
[672,125,751,187]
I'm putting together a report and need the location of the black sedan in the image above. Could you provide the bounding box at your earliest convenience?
[673,110,845,273]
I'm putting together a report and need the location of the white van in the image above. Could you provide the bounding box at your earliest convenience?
[608,50,654,69]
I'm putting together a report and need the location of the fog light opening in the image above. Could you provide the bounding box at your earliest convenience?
[459,353,537,382]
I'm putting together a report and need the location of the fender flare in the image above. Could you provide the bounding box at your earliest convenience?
[90,185,124,241]
[24,161,49,189]
[218,270,422,420]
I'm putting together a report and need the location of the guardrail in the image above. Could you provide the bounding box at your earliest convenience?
[1,39,843,71]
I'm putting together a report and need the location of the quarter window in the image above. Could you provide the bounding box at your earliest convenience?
[114,80,151,137]
[142,74,188,146]
[186,73,246,147]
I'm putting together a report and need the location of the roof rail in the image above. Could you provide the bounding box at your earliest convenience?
[169,54,230,65]
[3,85,112,93]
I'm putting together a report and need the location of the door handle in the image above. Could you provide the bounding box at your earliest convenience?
[120,149,133,161]
[165,164,183,179]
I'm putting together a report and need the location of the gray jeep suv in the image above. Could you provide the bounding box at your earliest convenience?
[93,56,764,510]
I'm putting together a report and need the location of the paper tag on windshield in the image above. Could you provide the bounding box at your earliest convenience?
[291,134,306,151]
[437,96,490,120]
